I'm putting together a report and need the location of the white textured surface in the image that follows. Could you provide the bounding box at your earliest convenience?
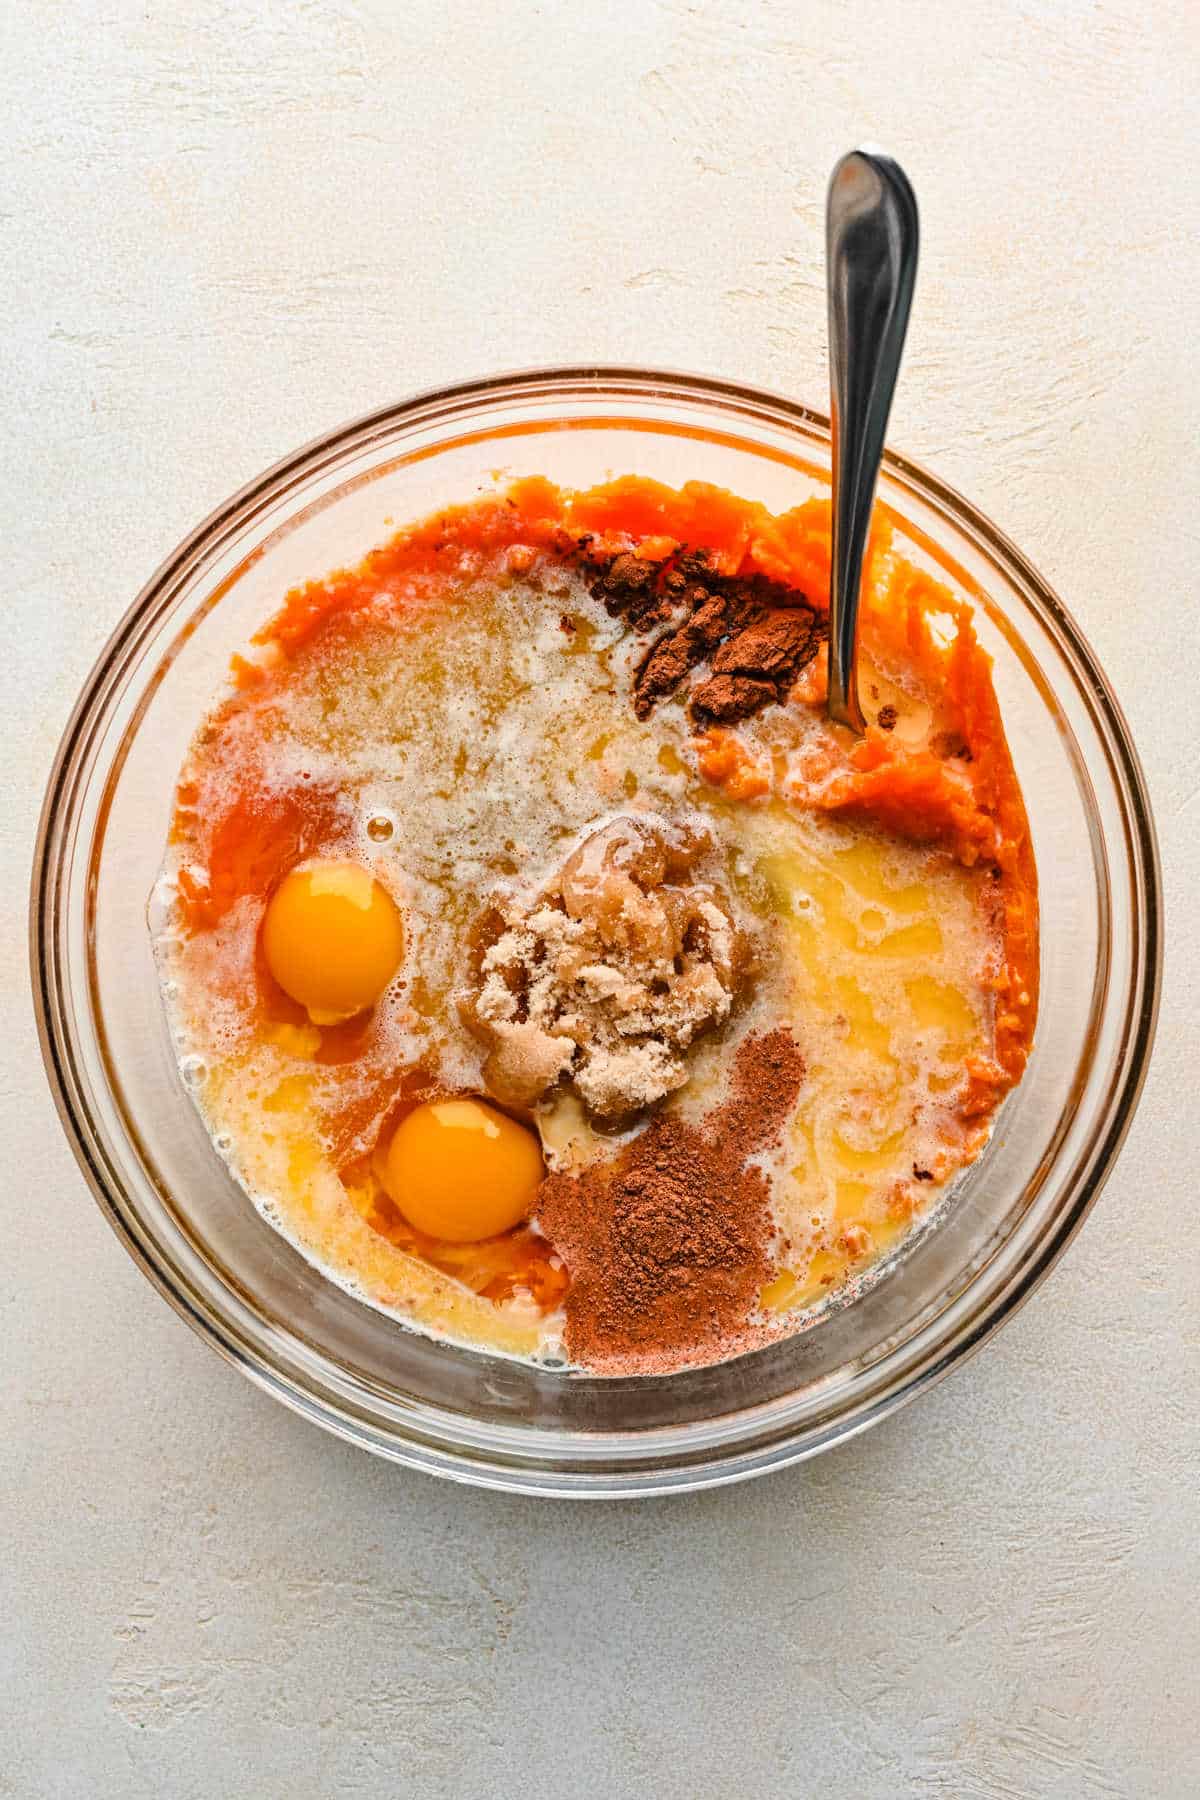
[3,2,1197,1794]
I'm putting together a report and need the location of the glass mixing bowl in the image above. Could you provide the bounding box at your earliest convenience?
[31,368,1161,1496]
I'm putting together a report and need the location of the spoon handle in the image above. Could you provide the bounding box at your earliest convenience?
[826,149,919,731]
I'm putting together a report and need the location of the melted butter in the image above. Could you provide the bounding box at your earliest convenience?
[750,808,991,1310]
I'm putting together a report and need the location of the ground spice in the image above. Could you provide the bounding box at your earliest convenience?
[536,1028,805,1373]
[584,548,823,725]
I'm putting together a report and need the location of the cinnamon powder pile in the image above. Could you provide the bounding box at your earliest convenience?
[584,548,823,725]
[537,1028,805,1374]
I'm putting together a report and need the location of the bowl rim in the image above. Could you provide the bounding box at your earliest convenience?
[30,363,1163,1496]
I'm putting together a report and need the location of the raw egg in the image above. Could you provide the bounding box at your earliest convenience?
[262,859,403,1024]
[383,1098,543,1242]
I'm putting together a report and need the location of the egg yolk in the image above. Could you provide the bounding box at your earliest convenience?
[383,1098,544,1242]
[262,860,404,1025]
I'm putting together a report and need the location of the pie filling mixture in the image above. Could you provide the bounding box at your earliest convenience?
[154,475,1038,1375]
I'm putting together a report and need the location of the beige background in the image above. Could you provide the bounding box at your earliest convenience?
[3,2,1197,1795]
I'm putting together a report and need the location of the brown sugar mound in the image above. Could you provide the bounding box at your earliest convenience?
[585,548,823,725]
[463,816,755,1120]
[537,1028,806,1373]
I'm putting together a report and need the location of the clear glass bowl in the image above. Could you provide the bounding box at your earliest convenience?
[31,368,1161,1496]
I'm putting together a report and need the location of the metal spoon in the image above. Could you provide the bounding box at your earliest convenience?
[825,148,919,732]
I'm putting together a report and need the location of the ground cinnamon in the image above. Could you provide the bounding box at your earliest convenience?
[536,1028,805,1373]
[583,547,822,725]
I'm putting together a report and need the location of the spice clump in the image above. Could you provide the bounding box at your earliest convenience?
[463,815,755,1121]
[587,548,823,725]
[537,1028,806,1372]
